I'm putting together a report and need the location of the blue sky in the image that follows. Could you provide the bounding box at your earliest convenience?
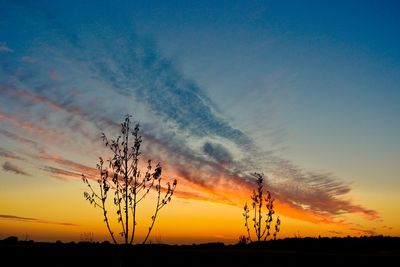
[1,0,399,239]
[135,0,400,186]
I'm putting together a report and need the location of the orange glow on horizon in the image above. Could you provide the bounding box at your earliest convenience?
[1,173,397,244]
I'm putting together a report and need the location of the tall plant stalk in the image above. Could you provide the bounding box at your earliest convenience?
[243,173,281,242]
[82,114,177,244]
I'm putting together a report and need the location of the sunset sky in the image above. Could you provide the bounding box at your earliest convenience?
[1,0,399,244]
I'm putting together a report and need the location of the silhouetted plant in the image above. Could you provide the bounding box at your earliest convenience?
[82,114,177,245]
[243,173,281,242]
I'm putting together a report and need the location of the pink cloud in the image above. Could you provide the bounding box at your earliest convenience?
[2,161,30,176]
[1,84,67,111]
[0,109,59,140]
[0,148,24,160]
[37,153,98,179]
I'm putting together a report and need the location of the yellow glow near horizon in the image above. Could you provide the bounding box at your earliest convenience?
[1,172,398,244]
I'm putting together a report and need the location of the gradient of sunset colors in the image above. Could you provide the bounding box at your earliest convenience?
[1,1,399,244]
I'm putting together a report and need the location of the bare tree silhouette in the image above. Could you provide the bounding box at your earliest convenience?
[82,114,177,245]
[243,173,280,242]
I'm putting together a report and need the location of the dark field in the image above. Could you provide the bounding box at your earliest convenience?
[1,236,399,267]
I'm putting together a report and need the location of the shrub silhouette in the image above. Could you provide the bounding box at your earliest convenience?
[82,114,177,245]
[243,173,281,242]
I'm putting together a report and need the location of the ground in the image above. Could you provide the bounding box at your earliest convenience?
[1,236,399,266]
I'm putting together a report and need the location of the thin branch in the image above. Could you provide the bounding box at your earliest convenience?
[142,179,176,244]
[243,202,252,242]
[98,164,117,244]
[114,173,125,236]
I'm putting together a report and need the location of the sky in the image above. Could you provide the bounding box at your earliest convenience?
[0,0,399,244]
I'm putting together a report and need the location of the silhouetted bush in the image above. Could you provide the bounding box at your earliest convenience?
[243,173,281,242]
[82,114,177,245]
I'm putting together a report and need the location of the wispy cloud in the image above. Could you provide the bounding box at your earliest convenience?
[0,109,59,140]
[2,161,30,176]
[0,129,46,154]
[0,214,78,226]
[267,158,380,220]
[0,83,76,112]
[37,154,98,178]
[40,165,82,180]
[0,147,23,160]
[203,142,233,166]
[0,2,380,230]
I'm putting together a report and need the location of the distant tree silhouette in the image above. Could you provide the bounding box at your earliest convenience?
[238,235,248,245]
[82,114,177,245]
[243,173,281,242]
